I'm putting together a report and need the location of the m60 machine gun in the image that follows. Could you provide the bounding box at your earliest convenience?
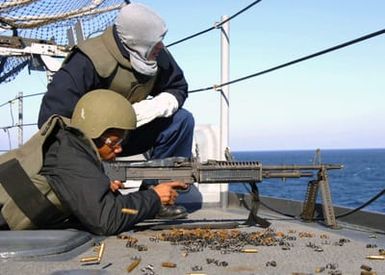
[103,157,343,228]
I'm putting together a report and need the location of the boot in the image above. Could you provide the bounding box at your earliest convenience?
[156,204,188,219]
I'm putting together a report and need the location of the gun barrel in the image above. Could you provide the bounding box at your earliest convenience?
[262,164,343,170]
[263,171,314,178]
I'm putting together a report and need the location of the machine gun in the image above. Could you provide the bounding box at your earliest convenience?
[103,157,343,228]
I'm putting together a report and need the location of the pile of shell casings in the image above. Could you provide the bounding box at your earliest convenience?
[156,228,288,254]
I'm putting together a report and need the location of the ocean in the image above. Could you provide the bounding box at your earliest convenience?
[230,148,385,214]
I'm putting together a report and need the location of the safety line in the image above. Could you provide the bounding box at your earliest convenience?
[189,28,385,93]
[0,100,13,108]
[240,183,385,220]
[0,92,45,109]
[166,0,262,47]
[19,92,45,98]
[335,188,385,218]
[0,122,37,131]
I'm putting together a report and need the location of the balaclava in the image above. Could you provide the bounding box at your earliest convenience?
[115,3,167,76]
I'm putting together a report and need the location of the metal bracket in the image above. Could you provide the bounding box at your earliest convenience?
[243,182,271,228]
[301,166,337,228]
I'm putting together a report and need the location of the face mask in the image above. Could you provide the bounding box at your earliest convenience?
[115,3,167,76]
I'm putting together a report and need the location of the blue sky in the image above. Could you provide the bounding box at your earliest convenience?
[1,0,384,151]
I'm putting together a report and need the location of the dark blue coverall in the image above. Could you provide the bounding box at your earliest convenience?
[38,27,194,159]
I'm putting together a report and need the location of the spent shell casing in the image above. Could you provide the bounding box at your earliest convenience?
[361,271,377,275]
[121,208,139,215]
[162,261,177,268]
[127,259,141,272]
[80,242,105,264]
[366,255,384,260]
[97,242,105,262]
[80,256,99,263]
[240,248,258,253]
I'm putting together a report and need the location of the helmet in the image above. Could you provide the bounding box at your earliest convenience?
[71,89,136,139]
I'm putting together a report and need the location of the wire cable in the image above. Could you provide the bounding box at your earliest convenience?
[259,198,296,218]
[188,28,385,93]
[0,122,37,131]
[6,128,11,150]
[166,0,262,47]
[238,184,385,220]
[8,100,15,126]
[17,123,37,127]
[240,183,296,218]
[335,188,385,218]
[0,92,45,109]
[1,128,12,151]
[17,92,45,99]
[0,100,13,108]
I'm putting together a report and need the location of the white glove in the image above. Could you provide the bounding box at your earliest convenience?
[132,92,179,127]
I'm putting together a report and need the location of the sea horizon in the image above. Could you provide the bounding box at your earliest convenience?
[233,147,385,153]
[231,148,385,214]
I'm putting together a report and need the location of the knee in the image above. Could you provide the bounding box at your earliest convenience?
[174,109,195,132]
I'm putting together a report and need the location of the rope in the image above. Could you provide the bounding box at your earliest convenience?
[259,199,296,218]
[188,28,385,93]
[9,100,15,126]
[18,123,37,127]
[335,188,385,218]
[0,123,37,131]
[0,0,34,10]
[0,92,40,135]
[240,183,296,218]
[1,4,124,29]
[16,92,45,99]
[167,0,263,47]
[6,128,12,150]
[0,100,14,108]
[0,92,45,109]
[239,185,385,221]
[1,128,12,151]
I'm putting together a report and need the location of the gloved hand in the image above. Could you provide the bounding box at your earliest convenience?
[132,92,179,127]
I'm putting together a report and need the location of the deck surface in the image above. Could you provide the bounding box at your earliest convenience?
[1,207,385,275]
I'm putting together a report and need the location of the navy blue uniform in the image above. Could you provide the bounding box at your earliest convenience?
[38,29,194,159]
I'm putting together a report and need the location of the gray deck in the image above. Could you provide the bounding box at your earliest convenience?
[1,205,384,275]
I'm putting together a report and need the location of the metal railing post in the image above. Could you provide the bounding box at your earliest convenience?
[18,91,23,147]
[219,15,230,208]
